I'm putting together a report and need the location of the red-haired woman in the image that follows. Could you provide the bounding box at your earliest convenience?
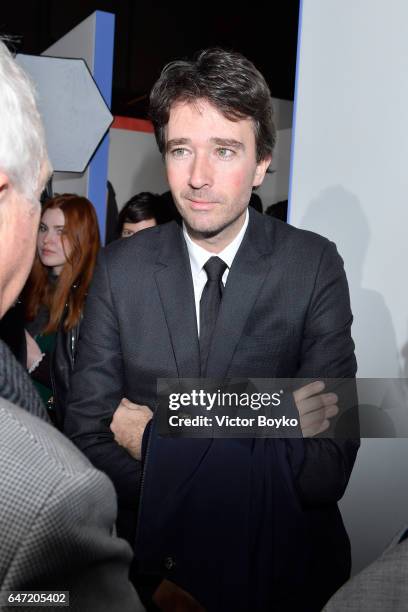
[24,194,100,428]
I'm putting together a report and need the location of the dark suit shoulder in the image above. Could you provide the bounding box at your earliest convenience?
[100,222,183,287]
[265,212,331,249]
[104,222,172,257]
[251,209,336,267]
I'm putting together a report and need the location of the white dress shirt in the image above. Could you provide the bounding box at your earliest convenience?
[183,209,249,335]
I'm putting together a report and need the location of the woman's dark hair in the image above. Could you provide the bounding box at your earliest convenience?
[118,191,159,231]
[25,194,100,333]
[149,48,276,162]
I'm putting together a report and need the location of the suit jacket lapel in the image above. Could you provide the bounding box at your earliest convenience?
[154,222,201,378]
[206,209,275,379]
[153,224,210,489]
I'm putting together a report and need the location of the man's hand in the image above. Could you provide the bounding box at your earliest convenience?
[294,381,338,437]
[110,398,153,460]
[153,579,206,612]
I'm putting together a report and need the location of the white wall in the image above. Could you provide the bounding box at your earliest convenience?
[290,0,408,573]
[108,128,168,209]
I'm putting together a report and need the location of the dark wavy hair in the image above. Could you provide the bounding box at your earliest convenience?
[118,191,159,230]
[149,47,276,162]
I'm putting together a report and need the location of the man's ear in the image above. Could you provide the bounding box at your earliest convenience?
[0,172,10,201]
[253,155,272,188]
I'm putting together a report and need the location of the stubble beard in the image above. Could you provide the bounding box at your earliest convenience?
[183,206,247,242]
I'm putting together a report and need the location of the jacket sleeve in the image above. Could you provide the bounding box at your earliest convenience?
[6,466,144,612]
[64,250,142,516]
[286,240,359,505]
[51,309,81,431]
[322,531,408,611]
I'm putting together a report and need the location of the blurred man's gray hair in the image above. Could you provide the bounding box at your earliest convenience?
[0,38,50,201]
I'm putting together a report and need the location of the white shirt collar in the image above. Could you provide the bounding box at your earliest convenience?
[183,208,249,277]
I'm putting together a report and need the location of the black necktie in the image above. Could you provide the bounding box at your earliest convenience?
[199,256,227,376]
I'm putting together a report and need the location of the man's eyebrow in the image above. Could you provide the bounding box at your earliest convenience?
[211,138,244,149]
[166,137,245,151]
[166,138,190,151]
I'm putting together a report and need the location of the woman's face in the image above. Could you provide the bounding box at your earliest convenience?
[37,207,72,276]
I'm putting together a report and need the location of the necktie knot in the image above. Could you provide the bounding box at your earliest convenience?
[203,256,227,282]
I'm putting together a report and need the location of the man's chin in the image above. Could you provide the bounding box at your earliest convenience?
[183,208,247,242]
[185,221,226,240]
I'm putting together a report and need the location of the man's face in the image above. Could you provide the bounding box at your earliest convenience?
[165,99,270,250]
[0,163,49,317]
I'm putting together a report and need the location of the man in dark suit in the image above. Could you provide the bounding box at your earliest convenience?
[66,48,358,611]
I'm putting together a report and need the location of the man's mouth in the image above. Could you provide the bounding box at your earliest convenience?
[187,199,217,210]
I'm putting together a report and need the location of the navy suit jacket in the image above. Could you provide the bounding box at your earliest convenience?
[66,209,359,611]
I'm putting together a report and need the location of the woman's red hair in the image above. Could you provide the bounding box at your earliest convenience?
[25,194,101,333]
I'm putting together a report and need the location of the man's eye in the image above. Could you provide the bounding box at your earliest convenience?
[217,148,235,159]
[170,148,189,158]
[39,224,46,232]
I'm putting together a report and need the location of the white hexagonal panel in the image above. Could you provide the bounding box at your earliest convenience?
[16,54,113,172]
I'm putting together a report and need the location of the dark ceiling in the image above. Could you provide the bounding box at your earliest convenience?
[2,1,300,118]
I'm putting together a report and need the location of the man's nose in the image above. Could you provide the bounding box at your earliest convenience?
[188,153,213,190]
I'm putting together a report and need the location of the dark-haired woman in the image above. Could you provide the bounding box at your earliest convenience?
[24,193,100,428]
